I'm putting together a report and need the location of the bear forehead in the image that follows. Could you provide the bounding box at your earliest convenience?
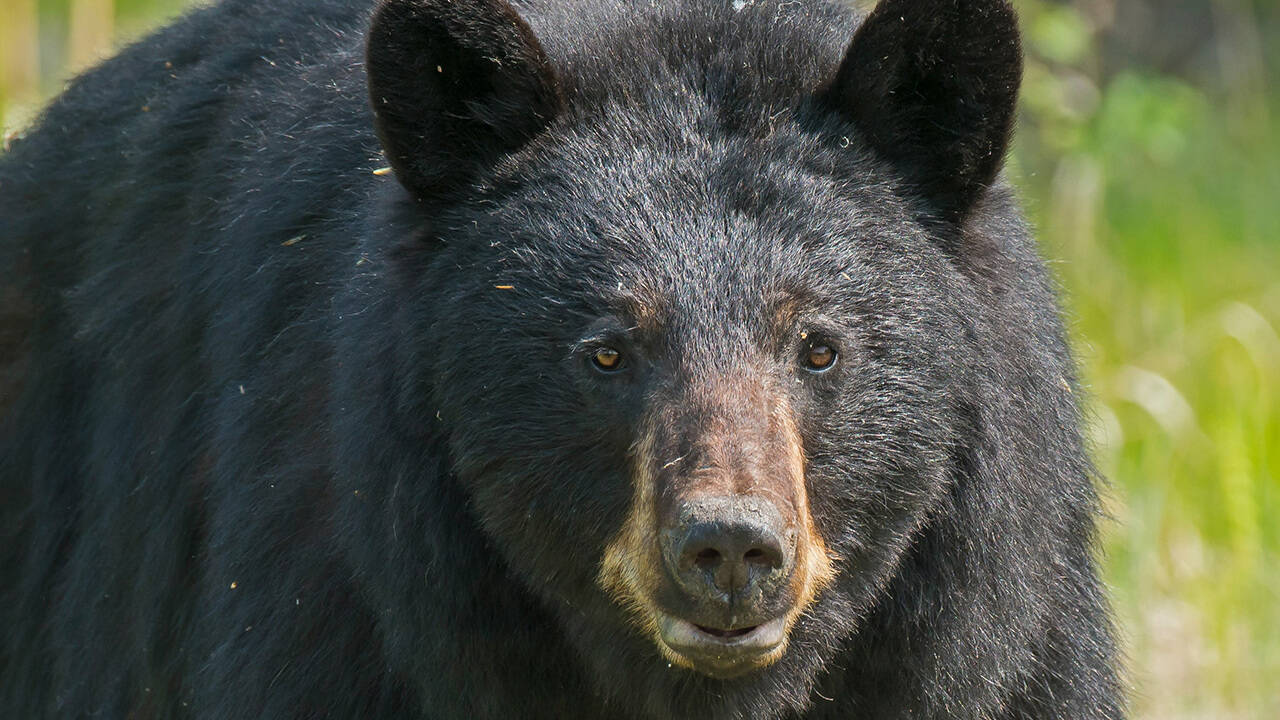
[520,0,856,108]
[477,126,921,302]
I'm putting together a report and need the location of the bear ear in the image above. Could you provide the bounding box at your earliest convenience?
[366,0,564,200]
[823,0,1023,221]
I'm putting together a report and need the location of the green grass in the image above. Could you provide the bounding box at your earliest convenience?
[1015,4,1280,714]
[1055,104,1280,716]
[4,1,1279,717]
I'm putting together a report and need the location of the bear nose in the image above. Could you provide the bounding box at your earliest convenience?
[664,496,793,601]
[679,521,786,595]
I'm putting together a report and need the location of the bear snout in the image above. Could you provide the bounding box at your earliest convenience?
[660,495,796,618]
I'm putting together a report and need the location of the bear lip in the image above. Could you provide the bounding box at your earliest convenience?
[693,623,758,639]
[656,613,788,678]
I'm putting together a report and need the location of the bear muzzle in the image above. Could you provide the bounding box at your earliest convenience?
[598,371,836,677]
[649,494,798,677]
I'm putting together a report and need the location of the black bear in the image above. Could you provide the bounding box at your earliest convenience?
[0,0,1125,717]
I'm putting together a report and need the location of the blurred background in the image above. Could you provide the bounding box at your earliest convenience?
[2,0,1277,716]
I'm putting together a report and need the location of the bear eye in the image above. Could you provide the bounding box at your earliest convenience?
[804,344,837,373]
[591,347,624,373]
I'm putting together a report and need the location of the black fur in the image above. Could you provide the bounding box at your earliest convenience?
[0,0,1124,718]
[367,0,564,199]
[822,0,1023,222]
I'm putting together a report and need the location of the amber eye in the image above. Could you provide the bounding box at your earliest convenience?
[804,344,837,373]
[591,347,624,372]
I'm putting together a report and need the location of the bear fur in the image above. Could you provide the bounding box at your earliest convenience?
[0,0,1124,718]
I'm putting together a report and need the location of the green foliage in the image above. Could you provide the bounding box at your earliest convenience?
[0,0,192,134]
[1016,1,1280,716]
[3,1,1278,717]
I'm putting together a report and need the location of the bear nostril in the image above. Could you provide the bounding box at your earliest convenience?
[694,547,722,572]
[743,541,786,571]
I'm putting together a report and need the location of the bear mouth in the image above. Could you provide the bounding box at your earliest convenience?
[655,613,789,678]
[693,623,758,639]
